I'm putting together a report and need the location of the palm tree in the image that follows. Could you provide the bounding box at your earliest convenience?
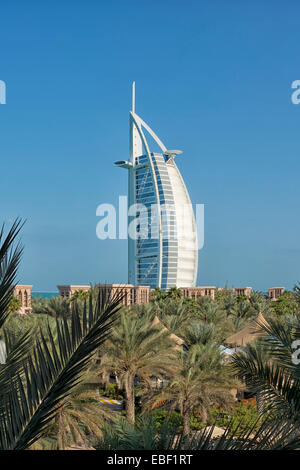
[32,295,71,319]
[150,287,167,302]
[270,290,299,317]
[196,297,224,323]
[30,295,44,314]
[53,379,114,449]
[30,378,114,450]
[167,286,183,300]
[157,298,187,317]
[231,315,300,424]
[3,311,57,344]
[0,219,23,329]
[228,296,255,330]
[95,408,300,450]
[7,295,21,314]
[142,343,239,436]
[249,290,271,315]
[183,320,218,347]
[182,297,200,316]
[129,302,156,319]
[157,300,189,336]
[71,289,90,303]
[95,311,178,424]
[293,281,300,308]
[96,414,177,450]
[0,219,123,450]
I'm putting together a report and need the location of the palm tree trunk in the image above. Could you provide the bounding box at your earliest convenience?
[125,375,135,424]
[182,411,190,437]
[256,391,264,422]
[201,407,208,424]
[56,410,66,450]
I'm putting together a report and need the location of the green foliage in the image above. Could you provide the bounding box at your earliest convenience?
[95,415,179,450]
[232,315,300,423]
[0,220,124,450]
[156,300,188,335]
[141,342,239,436]
[31,295,71,318]
[196,297,226,325]
[214,284,234,304]
[150,287,167,302]
[270,291,299,316]
[71,289,90,303]
[293,282,300,308]
[181,297,199,315]
[3,219,300,450]
[95,413,300,450]
[7,295,21,314]
[249,290,271,315]
[167,286,183,299]
[96,311,177,424]
[150,409,183,429]
[189,412,206,430]
[3,312,57,343]
[209,401,259,435]
[228,295,256,329]
[0,219,23,329]
[182,320,219,347]
[98,383,124,400]
[1,293,123,450]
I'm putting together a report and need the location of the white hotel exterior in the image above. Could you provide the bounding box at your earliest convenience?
[114,83,198,290]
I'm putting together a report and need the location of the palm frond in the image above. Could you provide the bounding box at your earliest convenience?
[0,218,24,329]
[0,330,32,412]
[0,289,123,450]
[96,414,300,450]
[232,342,300,417]
[255,316,300,377]
[181,417,300,450]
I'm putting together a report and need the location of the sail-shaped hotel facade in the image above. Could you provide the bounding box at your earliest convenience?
[114,83,198,290]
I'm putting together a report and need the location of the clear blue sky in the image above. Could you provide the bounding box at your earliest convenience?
[1,0,299,292]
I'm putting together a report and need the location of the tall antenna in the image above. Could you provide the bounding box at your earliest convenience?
[132,81,135,113]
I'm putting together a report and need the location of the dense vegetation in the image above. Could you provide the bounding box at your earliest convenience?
[2,221,300,450]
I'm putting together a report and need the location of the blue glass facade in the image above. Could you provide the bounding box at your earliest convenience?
[134,153,180,289]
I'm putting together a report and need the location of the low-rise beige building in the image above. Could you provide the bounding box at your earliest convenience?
[57,285,91,299]
[14,285,33,315]
[97,284,150,306]
[268,287,284,301]
[235,287,252,298]
[180,286,216,300]
[57,284,150,306]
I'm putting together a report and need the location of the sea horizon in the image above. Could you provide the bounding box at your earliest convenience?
[31,292,59,299]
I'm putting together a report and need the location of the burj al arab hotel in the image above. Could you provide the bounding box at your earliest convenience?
[114,83,198,290]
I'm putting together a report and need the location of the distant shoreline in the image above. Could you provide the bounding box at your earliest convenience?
[32,292,59,299]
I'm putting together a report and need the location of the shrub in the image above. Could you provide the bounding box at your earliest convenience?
[208,401,259,435]
[98,383,124,400]
[150,409,182,430]
[149,409,206,431]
